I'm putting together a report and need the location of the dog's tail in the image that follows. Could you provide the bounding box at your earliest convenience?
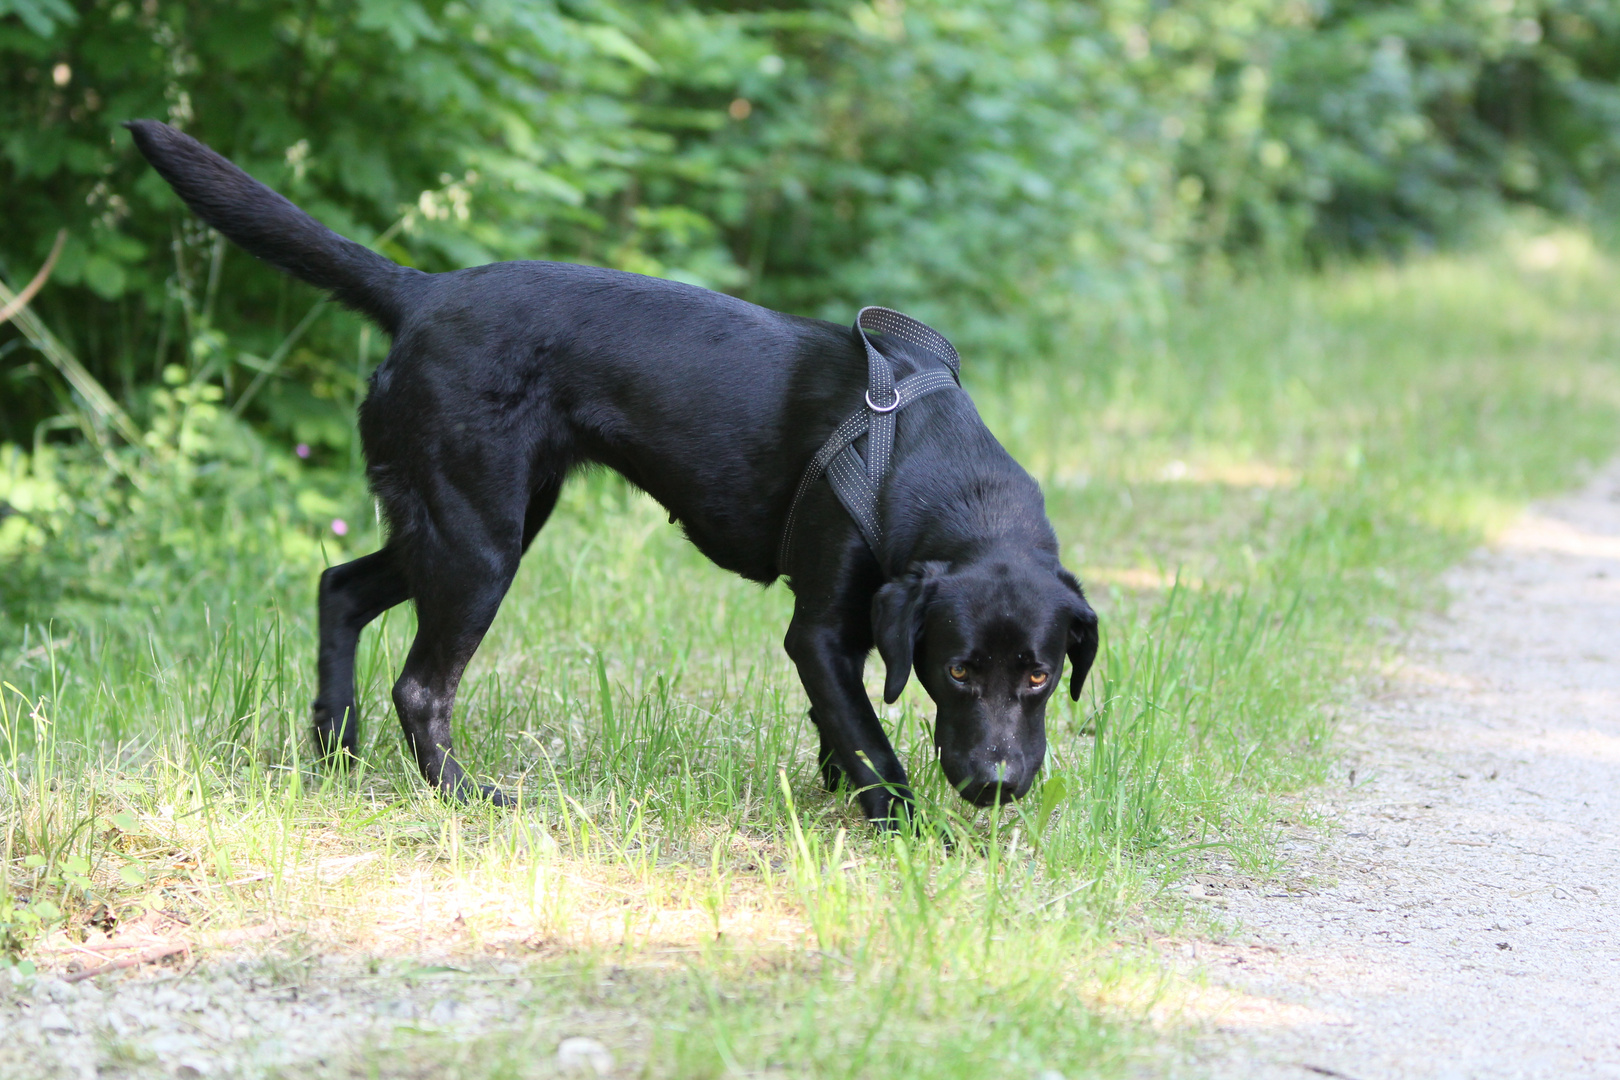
[124,120,422,334]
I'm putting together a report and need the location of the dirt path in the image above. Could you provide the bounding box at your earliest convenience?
[1188,466,1620,1078]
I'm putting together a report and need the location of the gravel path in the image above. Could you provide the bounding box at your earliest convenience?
[1188,466,1620,1078]
[0,954,644,1079]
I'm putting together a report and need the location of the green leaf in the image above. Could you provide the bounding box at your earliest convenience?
[62,854,90,876]
[582,25,662,74]
[595,652,615,731]
[0,0,78,37]
[22,854,45,869]
[1034,774,1069,837]
[82,253,127,299]
[355,0,442,50]
[111,811,139,832]
[118,864,147,886]
[28,900,61,922]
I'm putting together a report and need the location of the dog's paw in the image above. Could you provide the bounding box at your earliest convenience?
[440,777,515,809]
[859,788,918,834]
[310,704,358,762]
[480,784,515,809]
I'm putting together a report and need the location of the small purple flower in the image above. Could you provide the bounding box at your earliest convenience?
[295,443,311,459]
[331,518,348,536]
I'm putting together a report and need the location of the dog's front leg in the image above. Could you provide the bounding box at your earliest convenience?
[785,615,913,828]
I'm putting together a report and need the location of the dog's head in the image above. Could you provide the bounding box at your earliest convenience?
[872,557,1098,807]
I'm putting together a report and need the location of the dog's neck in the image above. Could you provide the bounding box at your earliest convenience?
[880,468,1060,578]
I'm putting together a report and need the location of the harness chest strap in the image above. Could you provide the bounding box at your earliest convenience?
[778,307,962,570]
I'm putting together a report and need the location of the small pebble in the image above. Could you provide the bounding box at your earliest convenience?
[557,1036,613,1075]
[36,978,75,1004]
[34,1004,73,1033]
[379,998,415,1019]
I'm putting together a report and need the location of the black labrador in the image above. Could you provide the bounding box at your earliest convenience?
[126,120,1099,827]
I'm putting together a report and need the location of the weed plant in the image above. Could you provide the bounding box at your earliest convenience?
[3,226,1619,1076]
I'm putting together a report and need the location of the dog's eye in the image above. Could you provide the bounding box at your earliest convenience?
[1028,671,1049,688]
[947,663,968,682]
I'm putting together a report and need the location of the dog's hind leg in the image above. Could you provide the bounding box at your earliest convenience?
[390,520,530,805]
[313,545,410,760]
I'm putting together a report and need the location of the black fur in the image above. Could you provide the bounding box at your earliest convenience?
[126,119,1098,825]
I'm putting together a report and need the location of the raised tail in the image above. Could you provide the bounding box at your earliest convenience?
[124,120,422,334]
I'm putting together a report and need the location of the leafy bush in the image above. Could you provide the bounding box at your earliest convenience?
[1247,0,1620,257]
[0,360,367,648]
[2,0,1619,586]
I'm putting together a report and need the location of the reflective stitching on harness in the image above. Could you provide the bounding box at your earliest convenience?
[777,367,958,568]
[777,308,962,573]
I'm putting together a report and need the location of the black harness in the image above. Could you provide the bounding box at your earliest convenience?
[778,306,963,570]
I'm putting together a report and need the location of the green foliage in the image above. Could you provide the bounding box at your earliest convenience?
[1248,0,1620,256]
[4,0,1620,447]
[0,360,368,649]
[0,0,72,36]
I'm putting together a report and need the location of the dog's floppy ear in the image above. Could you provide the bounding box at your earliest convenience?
[1058,569,1100,700]
[872,562,947,704]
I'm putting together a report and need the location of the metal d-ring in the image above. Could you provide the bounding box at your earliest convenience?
[865,388,900,413]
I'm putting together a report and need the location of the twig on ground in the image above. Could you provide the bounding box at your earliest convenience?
[1299,1065,1362,1080]
[55,923,277,982]
[62,941,190,983]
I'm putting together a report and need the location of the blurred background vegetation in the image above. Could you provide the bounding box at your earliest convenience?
[2,0,1619,627]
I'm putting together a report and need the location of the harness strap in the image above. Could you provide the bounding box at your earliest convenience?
[778,307,962,571]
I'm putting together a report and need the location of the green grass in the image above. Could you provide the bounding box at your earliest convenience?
[4,223,1620,1077]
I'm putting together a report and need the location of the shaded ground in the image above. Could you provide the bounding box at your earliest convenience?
[1186,464,1620,1078]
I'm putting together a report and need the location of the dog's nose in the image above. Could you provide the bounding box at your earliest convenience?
[959,756,1035,806]
[940,731,1045,808]
[963,780,1014,807]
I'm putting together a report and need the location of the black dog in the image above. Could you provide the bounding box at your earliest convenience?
[126,120,1098,827]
